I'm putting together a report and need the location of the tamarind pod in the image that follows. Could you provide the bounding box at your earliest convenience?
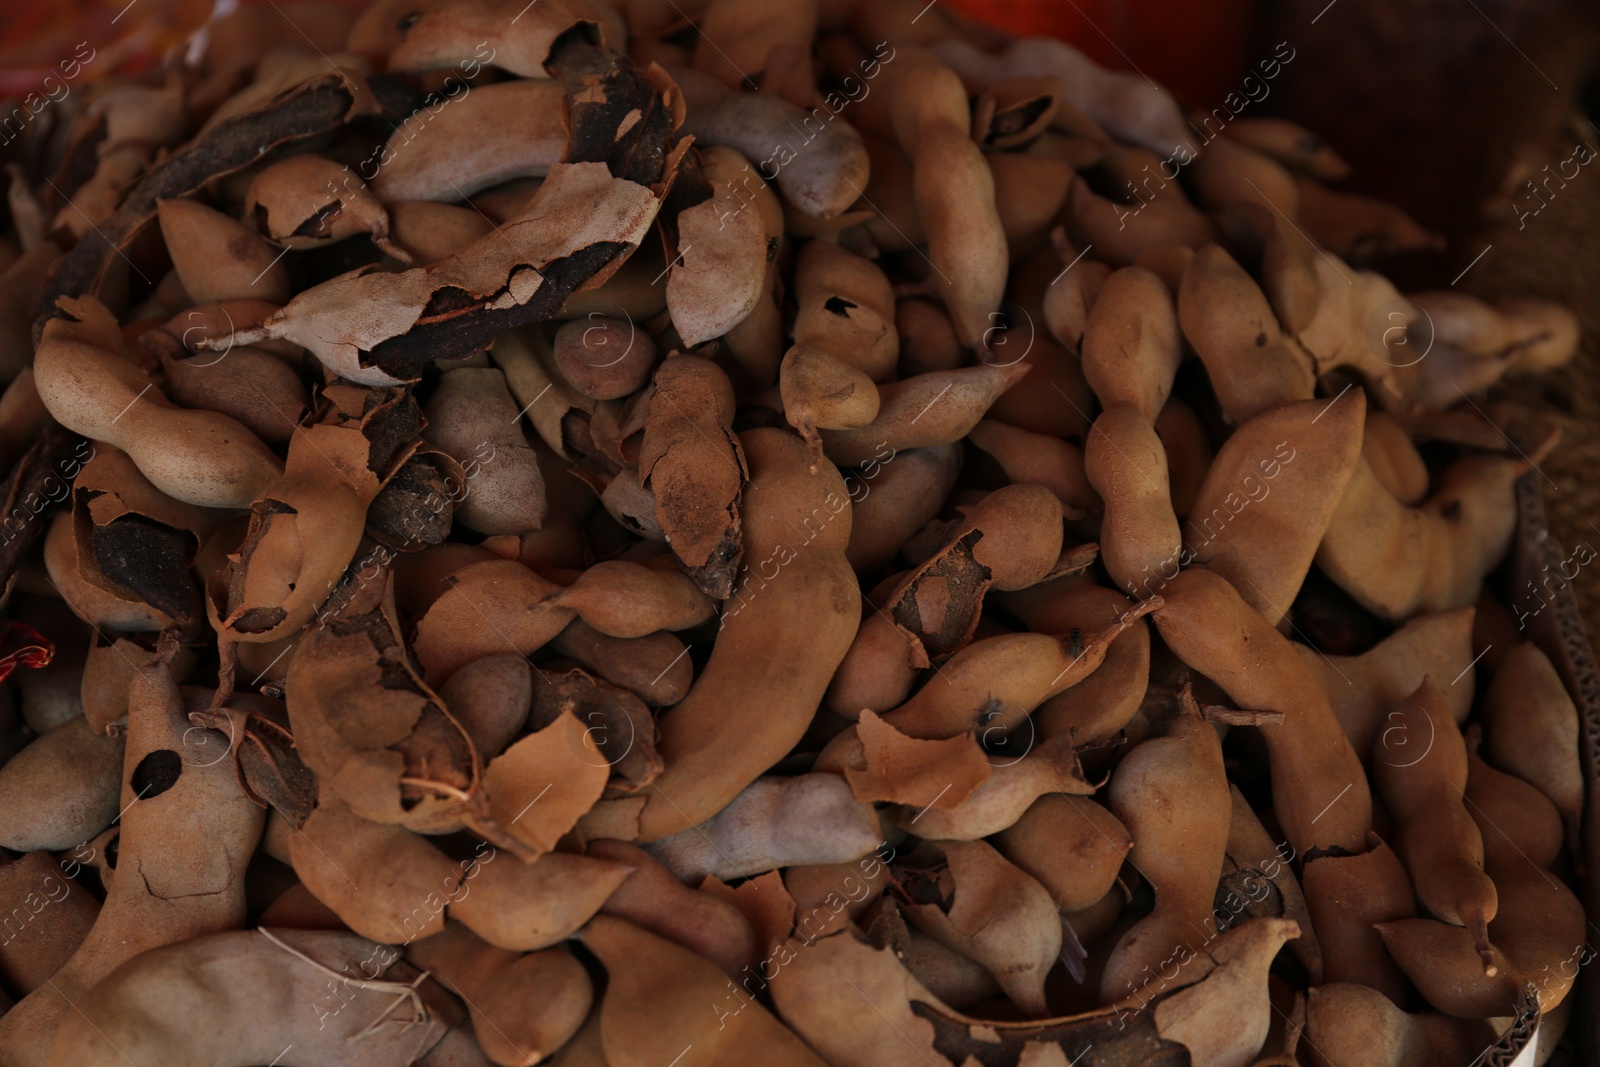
[1295,608,1475,761]
[370,81,567,204]
[820,361,1029,466]
[35,297,283,509]
[929,38,1194,159]
[892,735,1093,839]
[386,0,623,76]
[471,851,641,953]
[1302,983,1502,1067]
[1220,117,1350,181]
[1042,243,1111,352]
[1190,135,1301,221]
[579,914,827,1067]
[392,544,499,614]
[1086,406,1180,596]
[1079,267,1181,422]
[0,851,100,995]
[1467,743,1564,870]
[156,299,301,361]
[1066,178,1215,267]
[156,343,309,443]
[697,870,797,964]
[388,200,496,263]
[783,851,894,945]
[792,239,898,382]
[244,154,406,261]
[1376,855,1585,1016]
[911,122,1009,350]
[825,581,919,720]
[424,367,547,535]
[1215,202,1322,337]
[988,153,1075,257]
[1292,176,1443,259]
[974,75,1061,151]
[646,773,879,882]
[156,197,290,305]
[1098,702,1230,1005]
[548,559,715,637]
[44,928,456,1067]
[548,621,692,705]
[437,653,533,760]
[985,333,1095,443]
[1178,245,1316,424]
[858,133,923,255]
[43,514,174,632]
[1495,297,1581,371]
[1153,397,1211,519]
[692,0,816,88]
[899,926,1002,1011]
[413,559,574,684]
[894,839,1060,1016]
[1185,391,1365,626]
[407,923,592,1067]
[1225,785,1321,983]
[997,576,1150,745]
[1300,839,1415,1006]
[844,443,961,574]
[1145,918,1303,1067]
[551,316,657,400]
[673,66,868,220]
[1482,641,1583,855]
[909,484,1073,595]
[1292,261,1416,401]
[882,601,1155,740]
[992,794,1129,915]
[967,418,1098,515]
[1315,445,1539,620]
[633,428,856,841]
[0,370,50,476]
[0,716,123,852]
[1362,409,1430,506]
[1150,569,1370,854]
[666,166,769,348]
[589,839,759,979]
[0,646,264,1066]
[80,634,195,735]
[780,344,882,456]
[1373,680,1497,966]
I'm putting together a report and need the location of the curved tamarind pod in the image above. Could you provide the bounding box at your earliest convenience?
[667,161,769,348]
[413,559,574,684]
[820,361,1029,466]
[590,839,760,978]
[0,645,264,1065]
[634,428,857,842]
[80,634,196,735]
[1178,244,1316,424]
[1361,409,1429,505]
[1086,405,1182,597]
[928,38,1195,159]
[0,716,123,851]
[1300,838,1415,1006]
[1220,117,1351,181]
[424,367,547,535]
[1099,699,1230,1005]
[997,575,1150,745]
[1376,854,1585,1016]
[1042,237,1111,351]
[1066,178,1215,267]
[780,345,881,457]
[35,296,282,509]
[693,0,817,89]
[1214,201,1321,336]
[895,923,1001,1011]
[548,621,692,705]
[408,923,591,1067]
[844,443,961,574]
[579,914,827,1067]
[987,153,1074,256]
[891,735,1093,839]
[966,418,1098,515]
[1150,569,1370,855]
[1292,260,1417,400]
[1153,397,1211,519]
[792,239,898,382]
[1482,641,1583,855]
[156,298,303,362]
[552,316,657,400]
[993,794,1130,915]
[0,851,100,996]
[907,119,1007,349]
[156,197,290,304]
[44,928,456,1067]
[437,653,532,760]
[388,200,497,263]
[493,324,596,461]
[881,600,1156,740]
[673,66,868,220]
[1080,267,1181,422]
[157,343,309,443]
[244,154,407,260]
[825,577,919,720]
[1295,608,1475,761]
[371,81,566,204]
[387,0,622,75]
[1225,785,1321,983]
[1190,135,1301,219]
[1494,297,1581,371]
[1372,680,1497,968]
[1292,176,1442,259]
[1303,983,1501,1067]
[1184,391,1365,626]
[548,559,715,637]
[1466,741,1564,870]
[985,332,1095,444]
[1315,441,1547,621]
[44,513,173,633]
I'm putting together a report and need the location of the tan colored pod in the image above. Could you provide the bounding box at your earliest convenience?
[34,296,283,509]
[987,152,1074,256]
[1303,983,1501,1067]
[1220,117,1351,181]
[383,0,623,76]
[635,429,858,842]
[388,200,496,262]
[1362,409,1430,505]
[1085,405,1181,597]
[844,442,961,574]
[551,316,657,400]
[1300,839,1415,1006]
[0,716,124,852]
[44,512,173,633]
[792,239,898,382]
[820,361,1029,466]
[244,153,406,259]
[824,576,919,721]
[1080,266,1181,421]
[548,621,693,706]
[1066,177,1215,266]
[424,367,548,536]
[993,794,1130,914]
[156,197,290,304]
[413,559,574,683]
[1467,742,1564,870]
[437,652,533,760]
[548,559,715,638]
[1042,239,1111,351]
[966,418,1098,515]
[1189,134,1301,218]
[780,344,881,455]
[157,343,309,443]
[1154,396,1211,519]
[1481,641,1583,854]
[667,160,771,348]
[692,0,817,88]
[1293,176,1442,259]
[985,332,1095,444]
[0,851,100,996]
[891,735,1094,839]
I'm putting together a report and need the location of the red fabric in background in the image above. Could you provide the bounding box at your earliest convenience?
[946,0,1258,107]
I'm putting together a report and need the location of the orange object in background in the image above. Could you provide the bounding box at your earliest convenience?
[947,0,1259,106]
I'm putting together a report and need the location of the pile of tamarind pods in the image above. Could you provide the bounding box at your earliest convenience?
[0,0,1589,1064]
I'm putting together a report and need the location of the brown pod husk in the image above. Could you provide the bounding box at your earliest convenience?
[244,153,407,260]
